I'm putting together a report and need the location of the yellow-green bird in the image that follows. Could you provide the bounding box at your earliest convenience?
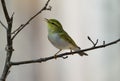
[45,18,88,56]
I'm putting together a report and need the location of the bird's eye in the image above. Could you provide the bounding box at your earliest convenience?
[51,22,54,24]
[51,22,57,27]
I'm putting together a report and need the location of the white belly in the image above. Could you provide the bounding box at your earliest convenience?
[48,33,72,49]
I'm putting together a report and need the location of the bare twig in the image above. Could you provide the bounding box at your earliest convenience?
[88,36,98,47]
[11,38,120,66]
[11,0,51,40]
[0,20,7,30]
[11,24,23,34]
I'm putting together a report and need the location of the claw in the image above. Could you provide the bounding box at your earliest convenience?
[54,49,62,59]
[54,54,57,59]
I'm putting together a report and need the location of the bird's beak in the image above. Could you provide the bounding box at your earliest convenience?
[44,18,49,22]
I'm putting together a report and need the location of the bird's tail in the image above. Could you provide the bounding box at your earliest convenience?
[73,47,88,56]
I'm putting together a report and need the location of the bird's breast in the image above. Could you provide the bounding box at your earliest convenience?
[48,33,72,49]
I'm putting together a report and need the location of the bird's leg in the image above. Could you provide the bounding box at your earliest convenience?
[54,49,62,59]
[70,48,73,55]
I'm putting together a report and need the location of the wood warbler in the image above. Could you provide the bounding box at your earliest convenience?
[45,18,88,56]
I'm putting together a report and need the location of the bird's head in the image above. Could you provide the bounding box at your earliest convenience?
[45,18,63,32]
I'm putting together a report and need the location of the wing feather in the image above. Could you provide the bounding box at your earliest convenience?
[60,30,78,48]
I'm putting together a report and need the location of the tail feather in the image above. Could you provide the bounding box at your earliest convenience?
[73,47,88,56]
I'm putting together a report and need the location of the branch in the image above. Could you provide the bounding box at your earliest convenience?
[11,0,52,40]
[0,0,14,81]
[0,0,51,81]
[1,0,10,23]
[0,20,7,30]
[11,38,120,66]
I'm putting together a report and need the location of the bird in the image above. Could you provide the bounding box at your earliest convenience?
[45,18,88,57]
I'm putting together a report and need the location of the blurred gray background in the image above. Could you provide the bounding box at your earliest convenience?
[0,0,120,81]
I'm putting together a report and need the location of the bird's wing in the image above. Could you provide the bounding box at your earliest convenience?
[60,30,78,47]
